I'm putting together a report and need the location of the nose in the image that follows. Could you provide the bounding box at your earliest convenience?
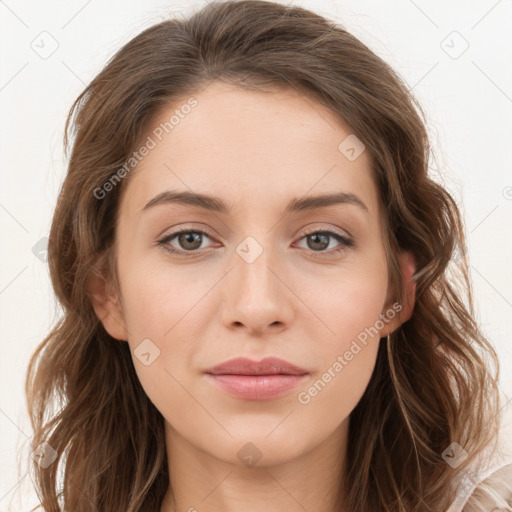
[221,242,294,336]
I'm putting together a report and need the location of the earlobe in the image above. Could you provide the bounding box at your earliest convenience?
[85,272,128,341]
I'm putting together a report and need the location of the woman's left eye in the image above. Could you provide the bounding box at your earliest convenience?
[295,230,354,255]
[157,228,354,257]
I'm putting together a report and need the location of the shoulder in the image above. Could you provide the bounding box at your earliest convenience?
[463,463,512,511]
[448,408,512,512]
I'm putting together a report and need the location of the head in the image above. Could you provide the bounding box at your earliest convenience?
[25,2,500,512]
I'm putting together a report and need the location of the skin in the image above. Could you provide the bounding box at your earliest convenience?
[88,80,416,512]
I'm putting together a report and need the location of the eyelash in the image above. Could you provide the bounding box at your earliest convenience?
[156,227,354,258]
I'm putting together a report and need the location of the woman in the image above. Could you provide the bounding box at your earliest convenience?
[25,1,512,510]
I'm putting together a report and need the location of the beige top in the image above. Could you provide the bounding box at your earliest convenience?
[447,402,512,511]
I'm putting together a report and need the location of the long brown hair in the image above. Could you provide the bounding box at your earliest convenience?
[25,1,503,510]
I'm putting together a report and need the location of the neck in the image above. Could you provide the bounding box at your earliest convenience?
[160,419,349,512]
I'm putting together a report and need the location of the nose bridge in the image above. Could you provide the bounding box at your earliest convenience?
[234,232,280,298]
[222,231,291,332]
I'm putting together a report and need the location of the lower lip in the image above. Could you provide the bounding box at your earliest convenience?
[205,373,308,400]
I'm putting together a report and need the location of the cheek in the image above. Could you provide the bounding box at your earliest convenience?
[116,256,212,400]
[118,253,201,339]
[294,263,387,410]
[296,339,380,434]
[298,259,389,341]
[117,266,196,421]
[296,276,386,420]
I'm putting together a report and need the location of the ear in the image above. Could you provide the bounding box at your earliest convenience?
[379,250,417,336]
[85,271,128,341]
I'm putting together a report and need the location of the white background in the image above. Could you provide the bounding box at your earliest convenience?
[1,0,511,509]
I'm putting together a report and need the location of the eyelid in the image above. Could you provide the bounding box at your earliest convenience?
[297,225,352,242]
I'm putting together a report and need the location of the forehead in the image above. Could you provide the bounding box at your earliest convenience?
[120,81,379,220]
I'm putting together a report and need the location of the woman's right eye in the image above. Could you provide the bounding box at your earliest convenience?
[157,229,215,256]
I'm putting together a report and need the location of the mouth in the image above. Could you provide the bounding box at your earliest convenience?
[205,356,308,376]
[204,356,309,400]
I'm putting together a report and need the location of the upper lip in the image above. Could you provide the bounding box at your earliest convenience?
[205,357,309,376]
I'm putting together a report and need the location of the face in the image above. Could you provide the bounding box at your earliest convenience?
[90,81,412,468]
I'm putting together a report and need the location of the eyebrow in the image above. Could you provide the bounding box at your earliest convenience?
[142,190,369,215]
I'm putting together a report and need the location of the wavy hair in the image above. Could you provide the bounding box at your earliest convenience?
[25,1,505,510]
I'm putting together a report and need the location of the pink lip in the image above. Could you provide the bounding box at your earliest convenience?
[204,357,309,400]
